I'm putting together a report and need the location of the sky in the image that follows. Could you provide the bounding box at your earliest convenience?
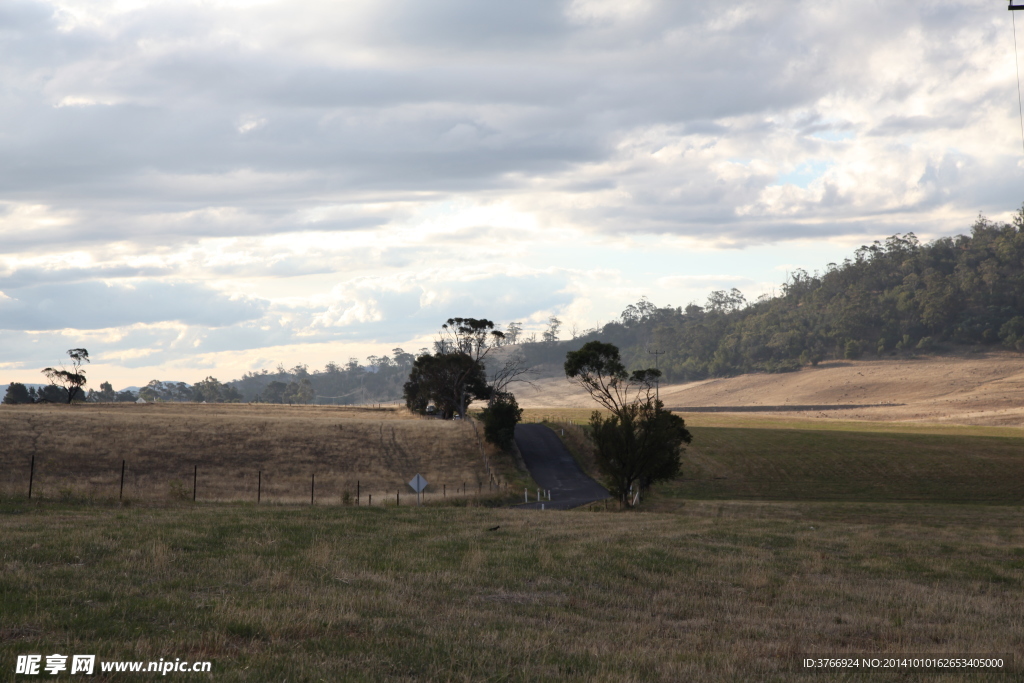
[2,0,1023,389]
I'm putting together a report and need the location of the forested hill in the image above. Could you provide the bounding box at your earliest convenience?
[526,211,1024,383]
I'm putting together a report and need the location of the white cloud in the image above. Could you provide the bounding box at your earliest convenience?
[1,0,1020,382]
[656,275,755,290]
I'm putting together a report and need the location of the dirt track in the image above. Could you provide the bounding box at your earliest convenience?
[515,351,1024,427]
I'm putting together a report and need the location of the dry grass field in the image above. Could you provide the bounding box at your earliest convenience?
[0,404,528,506]
[517,351,1024,427]
[3,372,1022,680]
[0,500,1020,681]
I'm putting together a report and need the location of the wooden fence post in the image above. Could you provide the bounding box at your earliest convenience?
[28,455,34,500]
[120,460,125,500]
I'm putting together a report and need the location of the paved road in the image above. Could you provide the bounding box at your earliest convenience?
[514,423,609,510]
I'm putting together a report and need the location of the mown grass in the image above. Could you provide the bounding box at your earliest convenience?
[1,499,1020,681]
[657,427,1024,506]
[527,410,1024,506]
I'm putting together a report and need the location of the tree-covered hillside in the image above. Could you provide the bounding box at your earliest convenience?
[581,211,1024,381]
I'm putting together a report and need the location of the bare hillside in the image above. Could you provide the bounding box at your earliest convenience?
[516,351,1024,427]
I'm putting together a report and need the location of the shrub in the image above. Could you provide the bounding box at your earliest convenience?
[479,392,522,450]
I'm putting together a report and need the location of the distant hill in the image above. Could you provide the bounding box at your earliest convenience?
[525,212,1024,383]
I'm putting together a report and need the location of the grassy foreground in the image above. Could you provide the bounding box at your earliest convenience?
[1,499,1021,681]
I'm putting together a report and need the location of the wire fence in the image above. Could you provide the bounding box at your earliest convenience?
[5,457,515,506]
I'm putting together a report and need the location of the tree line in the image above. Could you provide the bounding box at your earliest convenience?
[576,211,1024,381]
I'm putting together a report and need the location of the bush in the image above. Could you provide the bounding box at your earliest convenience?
[479,392,522,450]
[999,316,1024,353]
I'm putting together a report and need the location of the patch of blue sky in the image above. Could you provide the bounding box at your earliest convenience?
[777,160,832,188]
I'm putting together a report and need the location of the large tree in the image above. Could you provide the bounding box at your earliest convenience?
[565,341,691,505]
[41,348,90,404]
[407,318,504,418]
[404,351,489,419]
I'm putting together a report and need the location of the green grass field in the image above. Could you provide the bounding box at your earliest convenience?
[538,412,1024,506]
[662,426,1024,505]
[1,499,1021,682]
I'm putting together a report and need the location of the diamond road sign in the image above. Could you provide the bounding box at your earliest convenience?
[408,474,428,493]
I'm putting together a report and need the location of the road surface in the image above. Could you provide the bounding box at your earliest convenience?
[514,423,609,510]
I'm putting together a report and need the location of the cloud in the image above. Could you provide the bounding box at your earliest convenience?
[311,271,575,340]
[0,280,267,331]
[656,275,756,290]
[1,0,1020,382]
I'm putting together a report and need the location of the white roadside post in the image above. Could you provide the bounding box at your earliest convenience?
[408,474,428,506]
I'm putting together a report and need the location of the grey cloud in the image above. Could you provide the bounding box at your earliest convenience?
[0,281,267,331]
[0,0,1019,367]
[868,115,961,136]
[0,265,175,289]
[0,0,926,217]
[0,270,575,365]
[366,0,573,49]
